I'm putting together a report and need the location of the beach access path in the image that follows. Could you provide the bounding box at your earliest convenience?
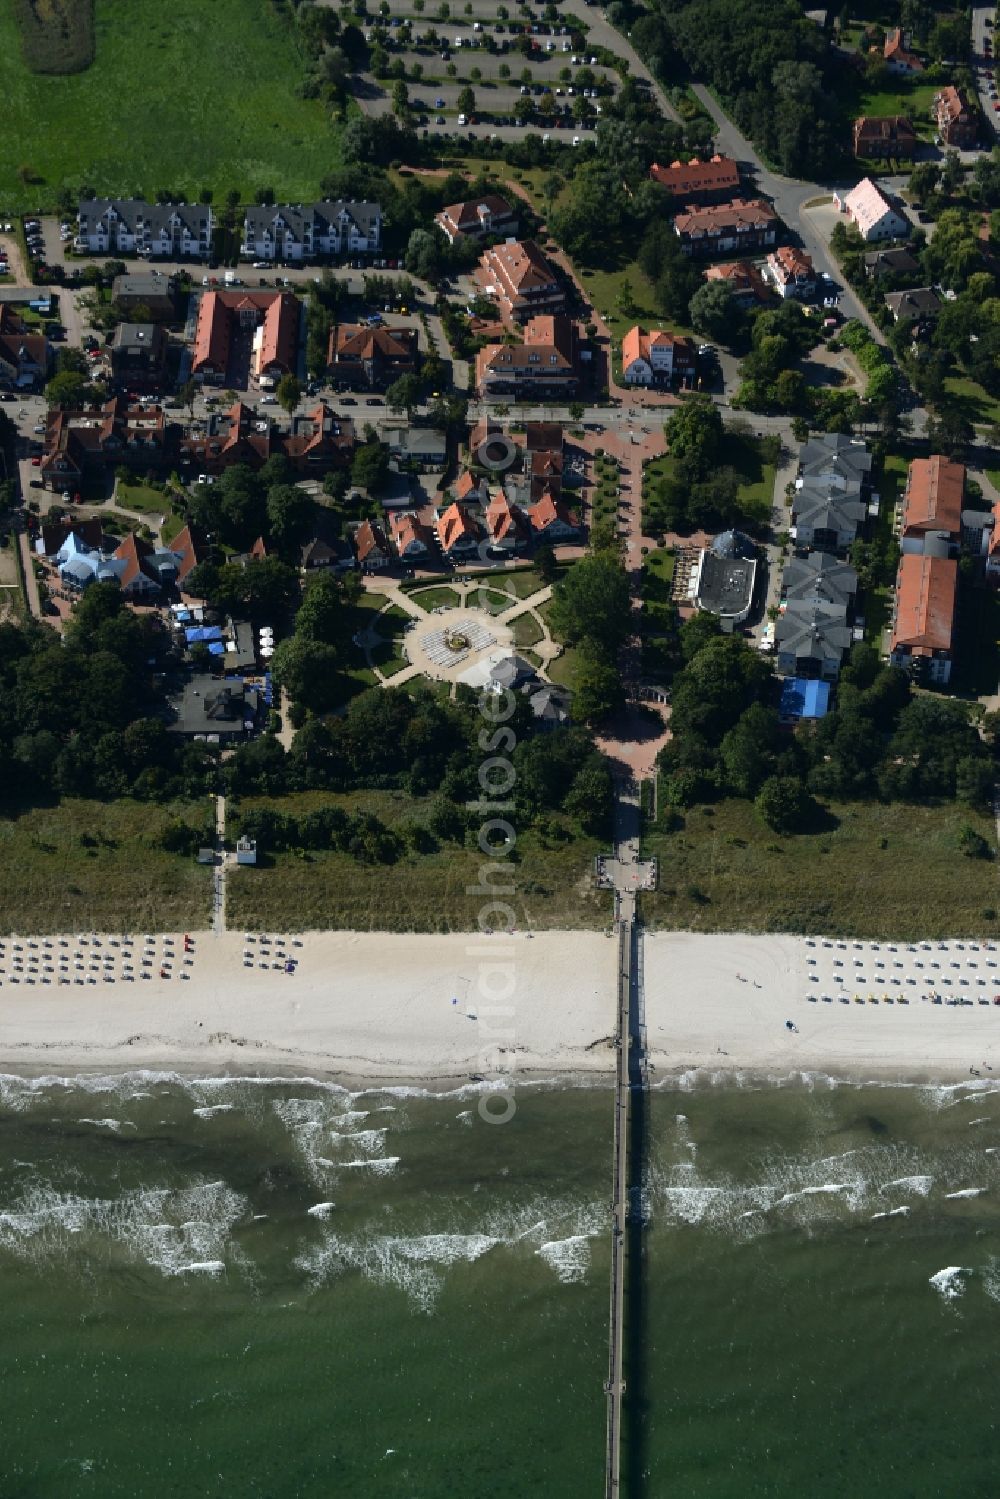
[0,929,997,1086]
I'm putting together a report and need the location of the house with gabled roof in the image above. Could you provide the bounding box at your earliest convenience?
[621,326,696,386]
[76,199,214,258]
[435,195,518,244]
[0,305,49,390]
[649,155,740,203]
[775,601,853,681]
[40,398,169,490]
[673,199,779,257]
[436,502,482,558]
[852,116,917,159]
[890,553,957,682]
[933,86,977,148]
[390,511,436,563]
[834,179,909,242]
[242,201,382,261]
[900,456,965,553]
[354,519,391,572]
[475,315,579,398]
[528,491,580,542]
[192,290,301,383]
[474,239,566,324]
[485,491,529,554]
[328,323,417,388]
[704,260,770,305]
[883,27,924,74]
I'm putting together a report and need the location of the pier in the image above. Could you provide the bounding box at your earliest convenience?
[601,778,655,1498]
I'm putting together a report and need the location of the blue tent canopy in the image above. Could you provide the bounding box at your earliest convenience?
[207,641,225,656]
[185,625,224,643]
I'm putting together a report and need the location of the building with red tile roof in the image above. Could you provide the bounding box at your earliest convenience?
[883,27,924,73]
[889,553,957,682]
[354,519,391,571]
[528,491,580,541]
[765,246,817,300]
[621,326,696,386]
[436,501,481,556]
[649,155,740,203]
[39,398,168,489]
[328,323,417,388]
[704,260,770,305]
[673,199,780,256]
[474,239,566,324]
[852,115,917,159]
[900,456,965,551]
[485,491,528,553]
[435,195,519,243]
[475,315,579,397]
[986,503,1000,587]
[933,86,978,148]
[165,523,204,584]
[192,290,301,383]
[0,304,49,389]
[390,511,436,561]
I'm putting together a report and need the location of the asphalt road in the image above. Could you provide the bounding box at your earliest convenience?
[972,4,1000,138]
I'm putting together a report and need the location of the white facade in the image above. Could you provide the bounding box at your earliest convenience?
[242,202,382,262]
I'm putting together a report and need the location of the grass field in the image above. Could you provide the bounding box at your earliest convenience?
[408,585,461,611]
[114,480,186,540]
[226,790,611,931]
[0,798,212,933]
[0,0,343,212]
[943,375,1000,428]
[641,798,1000,940]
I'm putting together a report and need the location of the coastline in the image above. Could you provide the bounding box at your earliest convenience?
[0,928,997,1089]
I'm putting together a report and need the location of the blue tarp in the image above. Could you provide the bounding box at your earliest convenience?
[208,641,225,656]
[185,625,224,643]
[780,678,831,720]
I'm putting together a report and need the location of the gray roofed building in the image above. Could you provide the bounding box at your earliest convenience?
[77,199,214,258]
[781,552,858,609]
[693,530,758,622]
[168,676,258,738]
[489,654,539,691]
[791,483,867,552]
[110,322,168,390]
[863,247,920,278]
[111,273,178,320]
[884,286,942,322]
[798,433,872,488]
[529,684,572,727]
[775,602,853,680]
[385,426,448,471]
[242,200,382,262]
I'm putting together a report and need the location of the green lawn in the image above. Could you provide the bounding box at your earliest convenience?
[641,797,1000,940]
[407,585,461,612]
[0,0,343,211]
[943,375,1000,428]
[0,798,212,933]
[226,790,611,931]
[512,612,545,649]
[115,481,186,540]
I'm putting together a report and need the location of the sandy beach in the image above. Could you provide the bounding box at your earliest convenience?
[0,928,998,1086]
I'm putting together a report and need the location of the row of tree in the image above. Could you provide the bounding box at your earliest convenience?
[657,621,996,834]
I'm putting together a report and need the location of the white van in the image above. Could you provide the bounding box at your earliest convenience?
[458,113,467,126]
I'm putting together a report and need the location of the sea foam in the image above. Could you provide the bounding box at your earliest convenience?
[929,1266,969,1302]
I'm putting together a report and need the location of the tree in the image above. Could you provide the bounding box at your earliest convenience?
[754,775,812,833]
[391,79,410,117]
[385,372,424,418]
[404,228,445,282]
[351,438,390,493]
[276,373,302,417]
[266,484,315,550]
[457,85,475,114]
[571,646,624,724]
[548,553,631,654]
[270,636,344,713]
[688,280,743,344]
[535,544,558,584]
[663,396,724,481]
[719,703,779,798]
[45,370,97,408]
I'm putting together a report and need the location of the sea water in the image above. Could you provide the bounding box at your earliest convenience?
[0,1072,997,1496]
